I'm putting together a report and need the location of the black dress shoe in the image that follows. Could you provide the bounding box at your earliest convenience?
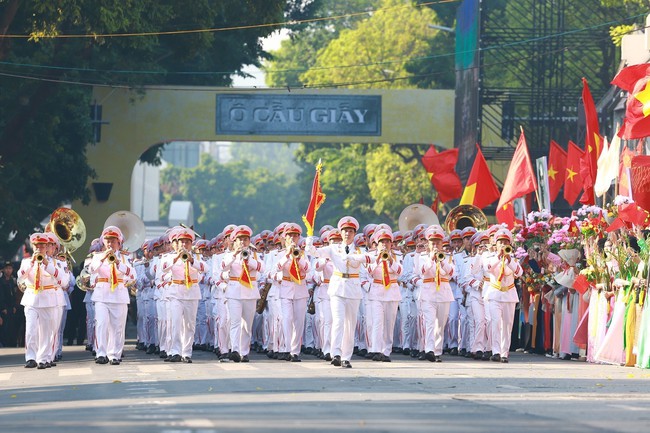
[418,352,426,361]
[450,348,459,356]
[435,356,442,363]
[381,355,391,362]
[110,359,120,365]
[159,351,167,359]
[490,354,501,362]
[169,354,182,362]
[25,359,37,368]
[182,357,193,363]
[482,352,491,361]
[341,360,352,368]
[49,361,57,367]
[230,351,241,363]
[500,357,509,363]
[459,349,467,357]
[291,354,301,362]
[475,351,484,360]
[96,356,109,364]
[37,363,47,369]
[402,348,410,356]
[164,355,172,362]
[266,350,275,359]
[85,344,93,352]
[331,355,342,367]
[425,351,436,362]
[146,344,156,354]
[241,355,249,363]
[393,347,403,354]
[358,348,367,357]
[324,353,332,362]
[410,350,419,358]
[372,353,382,361]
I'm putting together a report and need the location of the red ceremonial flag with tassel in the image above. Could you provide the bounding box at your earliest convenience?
[611,63,650,140]
[548,140,567,202]
[302,160,326,237]
[580,78,603,205]
[421,145,463,203]
[496,130,537,227]
[459,144,500,209]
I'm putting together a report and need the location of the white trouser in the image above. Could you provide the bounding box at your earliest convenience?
[94,302,128,360]
[317,298,333,355]
[399,296,415,349]
[85,301,95,348]
[458,302,469,351]
[416,299,425,351]
[205,298,214,346]
[421,300,451,355]
[24,305,57,364]
[136,296,145,344]
[488,300,516,358]
[56,307,68,357]
[280,298,307,355]
[215,298,230,353]
[267,297,283,352]
[465,300,475,352]
[445,299,460,349]
[330,295,360,361]
[355,296,370,350]
[169,298,199,358]
[194,299,207,345]
[156,299,170,352]
[369,300,399,356]
[469,296,487,353]
[227,298,256,356]
[304,311,317,349]
[144,299,158,346]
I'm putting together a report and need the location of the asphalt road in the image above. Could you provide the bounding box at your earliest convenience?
[1,343,649,433]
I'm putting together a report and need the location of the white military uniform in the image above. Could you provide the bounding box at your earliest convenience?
[276,249,310,357]
[367,251,402,357]
[418,253,455,357]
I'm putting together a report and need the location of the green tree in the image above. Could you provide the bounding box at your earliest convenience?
[160,154,300,236]
[0,0,317,258]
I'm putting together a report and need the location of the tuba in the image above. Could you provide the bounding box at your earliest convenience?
[444,204,488,232]
[104,211,146,252]
[47,208,86,260]
[398,204,440,232]
[76,267,93,291]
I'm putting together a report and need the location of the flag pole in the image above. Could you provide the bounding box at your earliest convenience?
[520,125,543,210]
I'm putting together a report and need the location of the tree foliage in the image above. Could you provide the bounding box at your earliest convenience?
[160,153,300,236]
[0,0,317,258]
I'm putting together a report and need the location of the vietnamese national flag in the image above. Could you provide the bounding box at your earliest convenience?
[459,144,500,209]
[564,141,584,206]
[612,63,650,140]
[495,202,516,228]
[618,202,650,227]
[302,160,326,237]
[548,140,567,202]
[421,145,463,203]
[579,78,603,206]
[495,130,537,227]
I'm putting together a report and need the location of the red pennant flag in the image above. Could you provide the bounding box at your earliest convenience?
[496,130,537,227]
[302,160,326,237]
[606,217,626,233]
[548,140,567,202]
[239,260,253,289]
[289,257,302,284]
[564,141,584,206]
[495,201,516,228]
[612,64,650,140]
[421,145,463,203]
[618,202,650,227]
[459,144,501,209]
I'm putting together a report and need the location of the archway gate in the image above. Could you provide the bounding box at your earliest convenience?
[74,86,454,254]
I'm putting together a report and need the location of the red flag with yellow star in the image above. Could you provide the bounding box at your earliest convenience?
[564,141,584,205]
[547,140,567,202]
[612,64,650,140]
[302,160,326,237]
[580,78,603,206]
[459,144,500,209]
[421,145,462,203]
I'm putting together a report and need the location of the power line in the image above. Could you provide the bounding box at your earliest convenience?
[0,0,457,39]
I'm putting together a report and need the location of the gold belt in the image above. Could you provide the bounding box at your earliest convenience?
[172,279,198,285]
[322,279,330,284]
[229,277,257,282]
[97,278,123,283]
[490,282,515,292]
[26,285,57,291]
[373,279,397,284]
[422,278,450,283]
[334,272,359,279]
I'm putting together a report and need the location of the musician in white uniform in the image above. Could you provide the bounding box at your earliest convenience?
[160,227,205,363]
[88,226,135,365]
[483,228,523,363]
[305,216,371,368]
[221,225,264,363]
[18,233,70,369]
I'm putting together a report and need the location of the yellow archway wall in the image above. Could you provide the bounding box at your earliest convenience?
[73,86,454,257]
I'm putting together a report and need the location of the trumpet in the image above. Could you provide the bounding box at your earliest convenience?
[380,251,390,261]
[241,248,250,260]
[34,253,45,263]
[503,245,513,256]
[107,252,117,263]
[292,247,301,258]
[180,250,190,262]
[435,251,446,261]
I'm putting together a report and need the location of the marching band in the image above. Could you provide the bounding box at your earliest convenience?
[13,205,650,372]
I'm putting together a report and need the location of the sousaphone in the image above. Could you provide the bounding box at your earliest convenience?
[398,204,440,232]
[104,210,146,252]
[444,204,488,232]
[46,207,87,259]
